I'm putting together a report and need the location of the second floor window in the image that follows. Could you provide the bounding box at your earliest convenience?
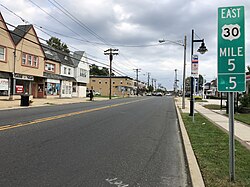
[64,67,67,74]
[80,69,87,77]
[45,63,55,72]
[22,53,38,68]
[68,68,71,75]
[0,46,6,61]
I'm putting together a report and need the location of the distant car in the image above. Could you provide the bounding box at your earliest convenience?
[146,93,152,96]
[94,91,101,96]
[165,93,172,96]
[86,90,101,97]
[156,92,163,96]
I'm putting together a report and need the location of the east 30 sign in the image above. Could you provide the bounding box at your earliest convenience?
[217,6,245,92]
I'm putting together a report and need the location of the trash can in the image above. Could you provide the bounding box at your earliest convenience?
[20,94,30,106]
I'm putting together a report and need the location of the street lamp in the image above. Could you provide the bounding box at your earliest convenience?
[190,29,208,116]
[159,36,187,109]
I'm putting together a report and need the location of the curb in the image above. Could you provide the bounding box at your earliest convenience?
[175,103,205,187]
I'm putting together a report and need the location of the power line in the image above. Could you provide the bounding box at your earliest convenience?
[0,3,147,77]
[26,0,105,52]
[0,5,128,76]
[2,21,127,77]
[48,0,111,46]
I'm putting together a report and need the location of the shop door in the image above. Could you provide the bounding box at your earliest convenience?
[37,84,44,98]
[32,83,37,98]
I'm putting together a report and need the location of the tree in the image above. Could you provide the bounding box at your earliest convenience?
[46,37,70,54]
[90,64,113,76]
[247,65,250,75]
[147,85,154,92]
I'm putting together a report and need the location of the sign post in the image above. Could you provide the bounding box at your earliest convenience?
[191,55,199,122]
[218,6,245,182]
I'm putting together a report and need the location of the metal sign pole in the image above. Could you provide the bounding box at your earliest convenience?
[192,77,195,123]
[229,92,235,181]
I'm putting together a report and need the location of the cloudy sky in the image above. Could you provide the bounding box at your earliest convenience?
[1,0,249,90]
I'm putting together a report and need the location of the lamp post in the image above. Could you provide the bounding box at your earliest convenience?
[190,29,208,116]
[159,35,187,109]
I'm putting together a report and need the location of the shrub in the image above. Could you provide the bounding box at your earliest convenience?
[240,94,250,107]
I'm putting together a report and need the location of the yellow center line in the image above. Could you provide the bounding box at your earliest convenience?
[0,98,150,131]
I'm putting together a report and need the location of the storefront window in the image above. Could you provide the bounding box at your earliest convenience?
[46,82,60,95]
[72,82,77,93]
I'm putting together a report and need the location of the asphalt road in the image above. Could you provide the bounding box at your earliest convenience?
[0,96,189,187]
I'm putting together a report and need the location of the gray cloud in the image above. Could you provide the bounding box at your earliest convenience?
[1,0,249,89]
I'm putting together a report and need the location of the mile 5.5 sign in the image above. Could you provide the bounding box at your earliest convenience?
[218,6,245,92]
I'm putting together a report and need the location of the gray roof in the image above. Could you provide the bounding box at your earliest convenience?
[72,51,85,67]
[56,50,75,67]
[41,43,75,67]
[10,25,33,45]
[41,44,61,63]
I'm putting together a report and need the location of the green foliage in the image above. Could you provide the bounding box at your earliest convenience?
[46,37,70,54]
[247,65,250,75]
[240,94,250,107]
[147,85,154,92]
[90,64,112,76]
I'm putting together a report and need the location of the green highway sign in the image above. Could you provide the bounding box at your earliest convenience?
[218,6,245,92]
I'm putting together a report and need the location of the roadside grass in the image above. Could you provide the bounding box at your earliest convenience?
[182,113,250,187]
[203,104,226,110]
[234,113,250,126]
[195,99,208,103]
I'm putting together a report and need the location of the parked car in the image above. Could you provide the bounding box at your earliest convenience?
[146,93,152,96]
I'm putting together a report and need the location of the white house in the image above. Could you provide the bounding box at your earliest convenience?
[58,52,75,98]
[72,51,90,97]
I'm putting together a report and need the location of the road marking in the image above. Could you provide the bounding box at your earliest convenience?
[106,177,129,187]
[0,98,151,132]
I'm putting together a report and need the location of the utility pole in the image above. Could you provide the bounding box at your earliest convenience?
[154,79,157,91]
[174,69,179,96]
[104,48,119,99]
[147,72,150,89]
[134,68,141,96]
[182,35,187,109]
[151,78,154,92]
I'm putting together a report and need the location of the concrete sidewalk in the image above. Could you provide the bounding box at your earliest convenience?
[0,96,108,110]
[176,97,250,148]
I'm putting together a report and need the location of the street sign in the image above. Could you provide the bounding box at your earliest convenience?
[218,6,245,92]
[191,55,199,78]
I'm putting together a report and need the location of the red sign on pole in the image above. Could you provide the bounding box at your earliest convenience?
[191,55,199,78]
[16,85,24,94]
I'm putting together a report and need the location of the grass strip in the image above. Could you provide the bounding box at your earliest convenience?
[181,113,250,187]
[234,114,250,126]
[203,104,226,110]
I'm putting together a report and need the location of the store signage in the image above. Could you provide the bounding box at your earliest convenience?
[14,73,34,81]
[0,78,8,90]
[16,85,24,93]
[191,55,199,78]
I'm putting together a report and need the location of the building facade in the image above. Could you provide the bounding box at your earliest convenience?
[87,76,135,97]
[0,13,15,96]
[72,51,89,97]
